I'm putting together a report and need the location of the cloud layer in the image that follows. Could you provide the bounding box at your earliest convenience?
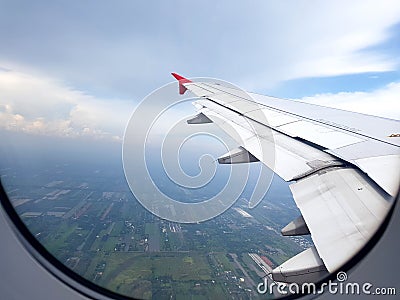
[0,70,133,141]
[0,1,399,139]
[0,1,399,96]
[0,68,398,141]
[300,81,400,120]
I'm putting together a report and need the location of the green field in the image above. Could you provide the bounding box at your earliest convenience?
[86,252,216,299]
[213,252,234,272]
[43,221,79,254]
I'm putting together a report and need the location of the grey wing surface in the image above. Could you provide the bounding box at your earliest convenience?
[172,73,400,284]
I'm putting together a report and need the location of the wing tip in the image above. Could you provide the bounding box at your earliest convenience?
[171,72,191,83]
[171,72,191,94]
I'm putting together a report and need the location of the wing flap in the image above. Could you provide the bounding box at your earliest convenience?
[354,154,400,197]
[290,167,391,272]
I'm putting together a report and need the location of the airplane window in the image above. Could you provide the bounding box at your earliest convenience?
[1,2,399,299]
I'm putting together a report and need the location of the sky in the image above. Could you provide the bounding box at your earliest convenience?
[0,0,400,142]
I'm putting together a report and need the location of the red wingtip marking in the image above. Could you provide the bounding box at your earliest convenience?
[171,72,192,83]
[171,72,191,94]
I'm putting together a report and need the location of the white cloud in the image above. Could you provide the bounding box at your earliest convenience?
[1,1,400,95]
[1,0,400,140]
[0,69,134,141]
[0,67,398,142]
[299,81,400,120]
[234,0,400,90]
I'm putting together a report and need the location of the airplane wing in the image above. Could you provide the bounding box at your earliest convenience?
[172,73,400,284]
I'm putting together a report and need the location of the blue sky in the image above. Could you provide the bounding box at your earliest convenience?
[0,0,399,140]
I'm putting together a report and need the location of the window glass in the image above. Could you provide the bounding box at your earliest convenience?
[1,2,399,299]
